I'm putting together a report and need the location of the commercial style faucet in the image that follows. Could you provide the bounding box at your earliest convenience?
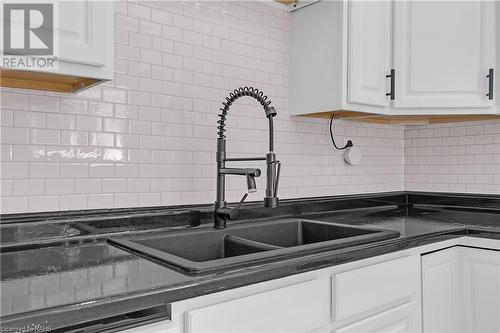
[214,87,281,229]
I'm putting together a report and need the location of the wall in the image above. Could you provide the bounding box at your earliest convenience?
[0,1,405,214]
[404,120,500,194]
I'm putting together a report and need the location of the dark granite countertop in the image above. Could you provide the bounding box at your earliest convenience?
[1,192,499,331]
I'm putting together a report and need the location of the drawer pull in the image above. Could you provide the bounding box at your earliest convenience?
[486,68,494,100]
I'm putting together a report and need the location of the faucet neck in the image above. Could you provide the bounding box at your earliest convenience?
[215,138,226,206]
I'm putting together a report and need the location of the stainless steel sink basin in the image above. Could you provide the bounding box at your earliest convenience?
[108,219,399,273]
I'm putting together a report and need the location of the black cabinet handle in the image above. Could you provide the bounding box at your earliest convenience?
[487,68,494,100]
[386,69,395,100]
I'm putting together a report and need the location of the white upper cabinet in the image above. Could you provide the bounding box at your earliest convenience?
[58,1,111,67]
[0,0,113,93]
[289,0,498,117]
[347,0,391,108]
[290,0,392,115]
[54,0,113,81]
[393,1,496,109]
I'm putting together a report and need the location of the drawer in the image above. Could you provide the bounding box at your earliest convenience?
[185,278,330,333]
[332,255,419,320]
[333,301,419,333]
[118,320,177,333]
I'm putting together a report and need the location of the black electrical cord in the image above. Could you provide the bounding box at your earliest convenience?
[329,112,353,150]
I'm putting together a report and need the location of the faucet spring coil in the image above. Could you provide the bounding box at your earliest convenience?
[217,86,275,139]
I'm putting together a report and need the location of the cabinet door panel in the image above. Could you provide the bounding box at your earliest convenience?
[185,278,329,333]
[461,247,500,333]
[421,247,461,333]
[334,301,420,333]
[393,1,495,108]
[58,1,111,66]
[347,0,391,107]
[422,247,500,333]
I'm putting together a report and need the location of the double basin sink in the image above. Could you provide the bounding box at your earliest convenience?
[108,219,400,274]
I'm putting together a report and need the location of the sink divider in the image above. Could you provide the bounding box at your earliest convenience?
[223,234,283,258]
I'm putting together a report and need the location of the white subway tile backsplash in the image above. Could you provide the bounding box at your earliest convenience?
[13,180,44,196]
[88,194,114,209]
[29,95,59,113]
[1,197,28,213]
[88,102,114,117]
[61,131,88,146]
[1,162,29,179]
[59,195,88,210]
[1,128,29,144]
[45,179,75,195]
[115,14,139,32]
[90,133,114,147]
[2,93,29,110]
[114,193,139,207]
[75,179,101,194]
[88,164,114,178]
[29,195,59,212]
[127,2,151,20]
[405,120,500,194]
[12,145,45,161]
[102,178,127,193]
[46,114,76,130]
[13,111,45,128]
[2,1,497,214]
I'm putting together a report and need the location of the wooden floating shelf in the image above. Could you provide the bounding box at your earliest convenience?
[0,69,102,93]
[300,111,500,125]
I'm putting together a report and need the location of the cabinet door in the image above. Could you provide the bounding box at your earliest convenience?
[347,0,391,107]
[421,247,462,333]
[461,247,500,333]
[334,301,420,333]
[422,247,500,333]
[393,1,495,108]
[58,1,112,66]
[185,278,329,333]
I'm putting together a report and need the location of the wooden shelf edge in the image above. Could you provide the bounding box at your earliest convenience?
[299,110,500,125]
[0,69,103,93]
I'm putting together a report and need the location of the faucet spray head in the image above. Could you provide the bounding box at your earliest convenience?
[246,174,257,193]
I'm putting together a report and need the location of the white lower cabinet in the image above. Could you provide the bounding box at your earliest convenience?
[118,241,500,333]
[168,255,421,333]
[422,246,500,333]
[461,248,500,332]
[421,247,461,333]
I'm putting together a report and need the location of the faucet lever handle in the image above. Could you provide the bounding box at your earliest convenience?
[236,193,248,209]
